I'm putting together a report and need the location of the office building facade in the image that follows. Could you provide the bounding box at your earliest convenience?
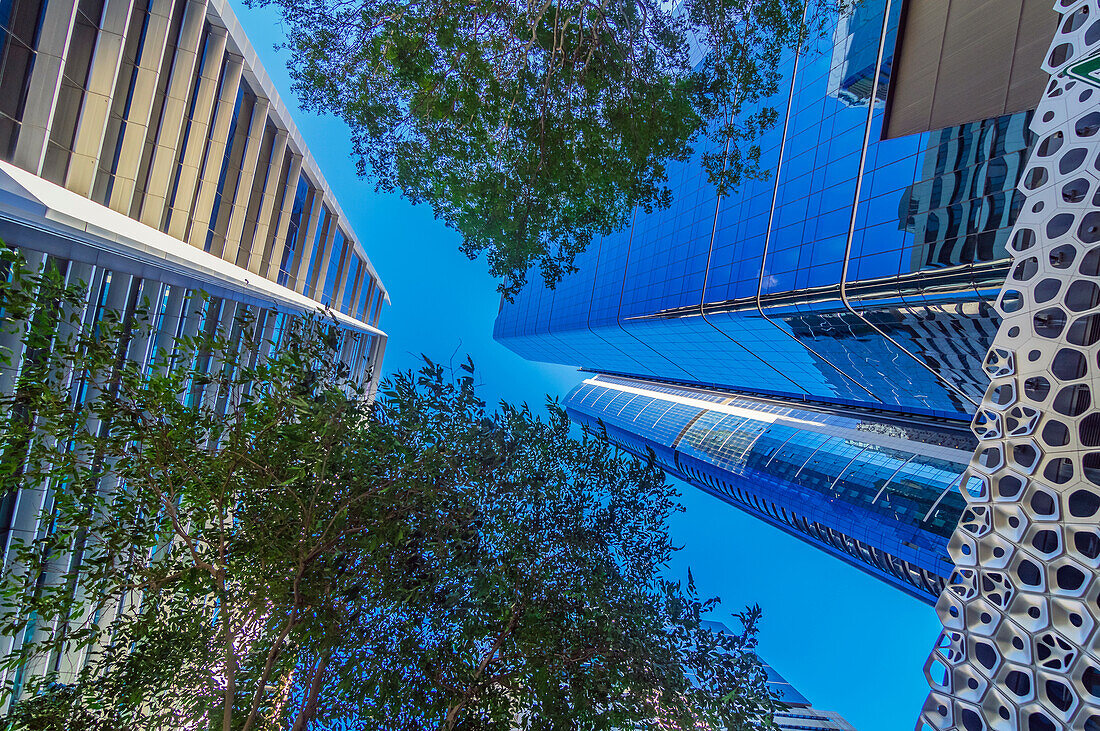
[0,0,387,389]
[494,0,1031,600]
[0,0,387,699]
[0,0,387,357]
[567,374,972,603]
[495,0,1033,421]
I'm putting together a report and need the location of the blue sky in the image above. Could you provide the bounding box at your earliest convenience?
[229,4,942,726]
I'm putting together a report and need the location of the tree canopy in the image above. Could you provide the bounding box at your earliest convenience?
[254,0,820,297]
[0,253,780,730]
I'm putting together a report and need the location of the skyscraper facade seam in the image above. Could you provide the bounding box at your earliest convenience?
[749,5,882,404]
[834,0,980,412]
[606,207,676,374]
[609,206,701,380]
[696,128,807,395]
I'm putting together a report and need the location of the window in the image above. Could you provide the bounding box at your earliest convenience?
[204,84,255,255]
[277,175,312,287]
[341,254,362,315]
[320,227,347,306]
[0,0,49,158]
[164,24,214,231]
[303,204,331,297]
[236,121,278,267]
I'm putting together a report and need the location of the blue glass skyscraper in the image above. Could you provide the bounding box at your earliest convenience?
[701,620,857,729]
[494,0,1028,421]
[494,0,1037,603]
[567,375,974,603]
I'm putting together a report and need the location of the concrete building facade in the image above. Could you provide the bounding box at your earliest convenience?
[0,0,387,362]
[0,0,387,701]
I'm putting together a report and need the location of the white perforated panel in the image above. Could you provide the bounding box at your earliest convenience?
[919,2,1100,729]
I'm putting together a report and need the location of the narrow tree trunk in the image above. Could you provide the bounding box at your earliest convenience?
[289,649,331,731]
[240,616,295,731]
[441,603,522,731]
[221,584,237,731]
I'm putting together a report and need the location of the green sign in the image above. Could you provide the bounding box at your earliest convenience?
[1064,51,1100,89]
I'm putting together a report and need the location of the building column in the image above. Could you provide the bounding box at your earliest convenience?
[124,281,164,373]
[305,211,336,300]
[139,0,211,228]
[340,258,365,317]
[0,258,93,703]
[245,128,287,274]
[163,28,231,239]
[0,251,50,399]
[220,96,269,264]
[361,277,380,322]
[290,190,323,293]
[201,298,240,412]
[337,327,353,368]
[310,215,341,304]
[256,307,279,364]
[183,52,244,247]
[365,333,386,401]
[259,150,302,280]
[175,290,207,363]
[146,284,188,374]
[65,0,138,197]
[347,262,372,318]
[331,251,359,313]
[10,0,80,173]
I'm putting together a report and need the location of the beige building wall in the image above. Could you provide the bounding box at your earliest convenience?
[884,0,1060,138]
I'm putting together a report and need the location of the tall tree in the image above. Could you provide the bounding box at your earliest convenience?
[255,0,821,297]
[0,252,780,730]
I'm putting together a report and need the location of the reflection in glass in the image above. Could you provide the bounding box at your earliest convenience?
[566,374,973,603]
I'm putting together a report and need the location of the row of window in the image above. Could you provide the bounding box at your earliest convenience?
[575,378,968,542]
[593,373,979,450]
[576,410,934,601]
[775,711,837,721]
[674,455,947,599]
[4,251,378,390]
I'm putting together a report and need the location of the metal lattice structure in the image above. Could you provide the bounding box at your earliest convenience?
[920,1,1100,728]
